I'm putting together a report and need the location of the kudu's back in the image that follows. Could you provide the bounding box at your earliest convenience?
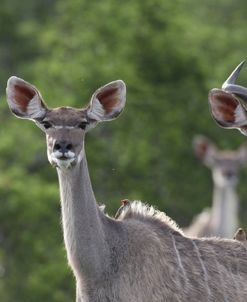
[93,202,247,302]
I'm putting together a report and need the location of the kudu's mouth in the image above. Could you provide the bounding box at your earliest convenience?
[50,150,77,169]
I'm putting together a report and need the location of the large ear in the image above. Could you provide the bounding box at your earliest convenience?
[86,80,126,122]
[193,135,217,166]
[6,76,48,120]
[208,88,247,135]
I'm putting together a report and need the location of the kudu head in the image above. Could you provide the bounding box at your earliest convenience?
[208,61,247,136]
[6,77,126,169]
[193,135,247,187]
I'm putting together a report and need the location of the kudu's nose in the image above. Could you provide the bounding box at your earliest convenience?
[53,141,73,154]
[224,170,237,180]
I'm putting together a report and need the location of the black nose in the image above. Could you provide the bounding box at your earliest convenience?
[53,141,73,154]
[224,171,235,179]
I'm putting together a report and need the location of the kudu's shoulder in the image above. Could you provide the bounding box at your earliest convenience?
[116,200,182,234]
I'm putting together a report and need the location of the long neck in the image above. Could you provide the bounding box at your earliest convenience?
[210,183,239,238]
[57,155,110,281]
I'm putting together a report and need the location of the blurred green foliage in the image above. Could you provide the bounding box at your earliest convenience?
[1,0,247,300]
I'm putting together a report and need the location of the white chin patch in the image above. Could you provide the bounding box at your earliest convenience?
[54,158,76,169]
[50,151,76,169]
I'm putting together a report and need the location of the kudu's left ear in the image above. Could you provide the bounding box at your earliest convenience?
[86,80,126,122]
[208,88,247,135]
[193,135,217,167]
[6,76,48,120]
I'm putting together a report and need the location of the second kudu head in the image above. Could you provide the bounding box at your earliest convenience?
[193,135,247,187]
[6,77,126,169]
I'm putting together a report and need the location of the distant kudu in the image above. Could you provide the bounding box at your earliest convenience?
[6,76,247,301]
[184,135,247,238]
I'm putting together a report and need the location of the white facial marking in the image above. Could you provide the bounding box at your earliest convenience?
[52,125,63,129]
[56,158,75,169]
[53,125,76,130]
[66,150,76,159]
[51,150,76,159]
[50,150,76,169]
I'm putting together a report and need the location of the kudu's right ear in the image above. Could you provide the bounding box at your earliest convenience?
[86,80,126,122]
[6,76,48,120]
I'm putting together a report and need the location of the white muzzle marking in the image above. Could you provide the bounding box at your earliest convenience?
[50,150,76,169]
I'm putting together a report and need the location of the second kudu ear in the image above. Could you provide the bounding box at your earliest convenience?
[208,89,247,130]
[86,80,126,122]
[193,135,217,166]
[6,76,48,120]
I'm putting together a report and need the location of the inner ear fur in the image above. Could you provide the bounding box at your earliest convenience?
[6,76,48,120]
[87,80,126,121]
[208,89,245,128]
[12,82,36,112]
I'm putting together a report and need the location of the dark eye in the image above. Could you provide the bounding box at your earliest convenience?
[78,121,89,130]
[41,121,52,129]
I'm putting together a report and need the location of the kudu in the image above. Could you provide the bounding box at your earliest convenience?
[6,76,247,301]
[184,135,247,238]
